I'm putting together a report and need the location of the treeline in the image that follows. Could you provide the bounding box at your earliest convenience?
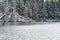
[0,0,60,22]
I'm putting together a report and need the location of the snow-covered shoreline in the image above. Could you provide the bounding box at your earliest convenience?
[0,23,60,40]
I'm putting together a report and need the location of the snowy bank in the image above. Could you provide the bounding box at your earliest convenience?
[0,23,60,40]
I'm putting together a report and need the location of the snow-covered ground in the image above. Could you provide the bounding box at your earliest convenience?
[0,23,60,40]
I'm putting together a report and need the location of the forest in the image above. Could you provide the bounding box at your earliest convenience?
[0,0,60,23]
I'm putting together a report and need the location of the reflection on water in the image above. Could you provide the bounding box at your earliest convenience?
[0,22,24,26]
[0,22,35,26]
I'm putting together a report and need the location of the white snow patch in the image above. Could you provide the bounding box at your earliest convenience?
[0,23,60,40]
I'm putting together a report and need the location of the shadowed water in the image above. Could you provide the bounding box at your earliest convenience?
[0,22,36,26]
